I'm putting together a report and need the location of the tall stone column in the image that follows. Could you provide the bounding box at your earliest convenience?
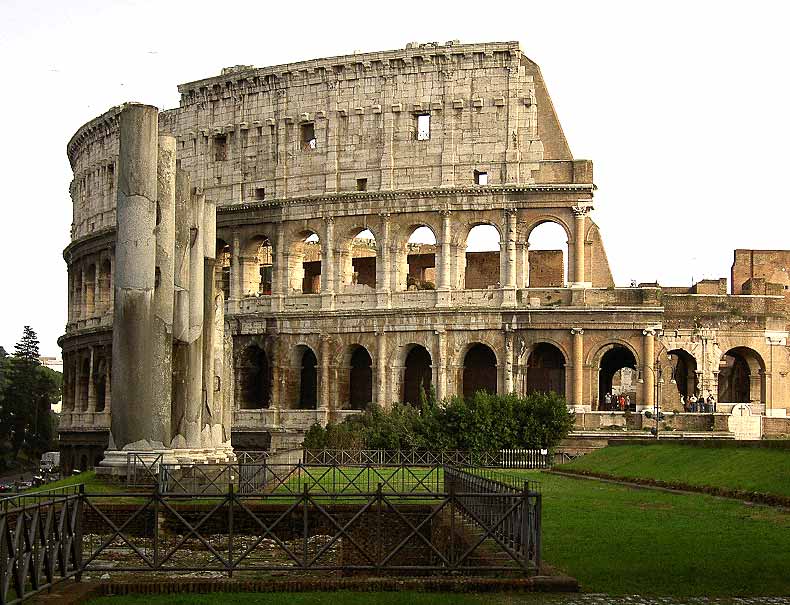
[376,330,387,407]
[503,209,517,307]
[151,134,176,446]
[377,213,391,309]
[572,206,589,286]
[171,167,191,447]
[273,223,285,311]
[437,210,452,307]
[571,328,584,410]
[322,217,335,310]
[435,329,446,401]
[519,241,530,288]
[230,231,241,301]
[184,191,206,449]
[504,330,514,393]
[104,360,112,413]
[93,270,101,317]
[87,347,96,413]
[320,335,331,416]
[202,197,219,448]
[642,329,655,409]
[73,354,82,414]
[110,104,158,450]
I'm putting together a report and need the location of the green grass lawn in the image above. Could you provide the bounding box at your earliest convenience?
[558,443,790,498]
[520,470,790,596]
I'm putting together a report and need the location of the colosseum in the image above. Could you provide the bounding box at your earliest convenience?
[58,41,790,472]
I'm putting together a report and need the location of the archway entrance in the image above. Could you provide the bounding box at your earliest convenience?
[298,347,318,409]
[405,226,437,290]
[718,347,764,405]
[465,224,500,289]
[403,345,432,405]
[349,346,373,410]
[526,343,565,397]
[668,349,698,402]
[239,345,271,409]
[598,345,637,410]
[527,221,568,287]
[463,344,497,399]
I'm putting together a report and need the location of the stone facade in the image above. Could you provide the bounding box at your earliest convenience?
[58,41,790,470]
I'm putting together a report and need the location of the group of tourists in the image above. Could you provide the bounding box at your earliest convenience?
[603,392,632,411]
[681,392,717,413]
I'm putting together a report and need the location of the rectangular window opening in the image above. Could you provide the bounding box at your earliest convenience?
[301,122,317,150]
[214,135,228,162]
[416,114,431,141]
[254,187,266,200]
[474,170,488,185]
[356,178,368,192]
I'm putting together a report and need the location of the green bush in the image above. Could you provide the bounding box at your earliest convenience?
[303,390,573,453]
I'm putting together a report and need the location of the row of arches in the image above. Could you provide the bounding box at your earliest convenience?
[236,340,769,411]
[218,219,572,299]
[69,257,113,323]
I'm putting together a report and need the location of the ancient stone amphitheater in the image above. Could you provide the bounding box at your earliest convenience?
[58,41,790,472]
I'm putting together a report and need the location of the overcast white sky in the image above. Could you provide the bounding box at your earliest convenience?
[1,0,788,357]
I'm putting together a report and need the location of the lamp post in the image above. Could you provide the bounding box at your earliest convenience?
[640,357,676,440]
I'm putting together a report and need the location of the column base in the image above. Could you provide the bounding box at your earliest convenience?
[321,293,335,311]
[436,288,452,308]
[376,291,391,309]
[500,288,517,308]
[569,282,592,289]
[97,444,236,477]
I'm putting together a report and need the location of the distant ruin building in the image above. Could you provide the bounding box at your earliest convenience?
[58,41,790,471]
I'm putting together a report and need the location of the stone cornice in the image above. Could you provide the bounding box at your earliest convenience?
[177,41,522,98]
[63,227,115,262]
[217,183,596,216]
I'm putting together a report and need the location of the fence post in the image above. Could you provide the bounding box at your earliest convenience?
[153,483,160,569]
[302,482,309,569]
[376,483,383,571]
[535,493,542,570]
[228,483,234,578]
[74,484,84,582]
[448,477,455,569]
[520,481,529,569]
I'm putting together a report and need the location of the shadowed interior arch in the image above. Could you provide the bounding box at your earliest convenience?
[403,345,432,405]
[463,344,497,398]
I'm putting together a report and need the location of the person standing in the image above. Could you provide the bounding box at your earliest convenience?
[605,392,612,410]
[689,392,697,412]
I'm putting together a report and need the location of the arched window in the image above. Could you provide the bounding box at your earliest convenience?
[403,345,432,405]
[462,344,498,398]
[668,349,698,402]
[346,229,377,289]
[84,264,96,316]
[527,222,569,287]
[243,236,273,296]
[239,345,271,409]
[298,347,318,409]
[598,345,638,410]
[718,347,765,405]
[405,226,437,290]
[215,239,231,299]
[465,225,501,289]
[349,346,373,410]
[526,343,565,397]
[289,232,321,294]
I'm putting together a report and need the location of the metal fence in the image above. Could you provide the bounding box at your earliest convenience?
[0,465,541,603]
[303,449,551,468]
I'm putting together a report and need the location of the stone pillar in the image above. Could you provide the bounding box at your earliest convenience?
[73,354,82,413]
[520,241,530,288]
[502,209,517,307]
[320,335,331,414]
[572,206,589,286]
[151,134,176,445]
[643,329,655,409]
[185,190,206,449]
[93,270,101,317]
[230,231,241,301]
[435,329,446,401]
[171,167,191,447]
[104,360,112,413]
[108,257,114,310]
[87,347,96,413]
[437,210,452,307]
[571,328,584,409]
[377,213,391,308]
[504,330,514,393]
[202,197,219,447]
[274,223,286,311]
[110,104,158,450]
[376,331,387,407]
[322,217,335,310]
[80,266,87,320]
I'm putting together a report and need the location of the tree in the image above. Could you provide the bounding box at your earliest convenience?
[1,327,60,463]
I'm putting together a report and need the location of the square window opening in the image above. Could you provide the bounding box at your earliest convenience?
[416,114,431,141]
[474,170,488,185]
[301,122,317,150]
[356,178,368,192]
[214,135,228,162]
[254,187,266,201]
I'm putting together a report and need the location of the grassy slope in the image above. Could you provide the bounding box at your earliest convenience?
[559,444,790,498]
[526,471,790,596]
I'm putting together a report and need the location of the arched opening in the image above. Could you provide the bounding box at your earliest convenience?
[465,224,500,289]
[239,345,271,409]
[349,346,373,410]
[73,270,83,320]
[528,222,568,287]
[290,232,321,294]
[346,229,377,290]
[598,345,638,410]
[99,258,111,313]
[405,226,437,291]
[718,347,764,405]
[298,346,318,409]
[215,239,231,299]
[79,454,88,472]
[243,235,273,296]
[668,349,698,402]
[84,264,96,316]
[462,344,498,399]
[526,343,566,397]
[403,345,432,405]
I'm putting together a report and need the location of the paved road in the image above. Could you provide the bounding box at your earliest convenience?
[522,596,790,605]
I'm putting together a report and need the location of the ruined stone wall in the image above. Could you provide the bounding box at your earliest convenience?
[732,249,790,302]
[528,250,563,287]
